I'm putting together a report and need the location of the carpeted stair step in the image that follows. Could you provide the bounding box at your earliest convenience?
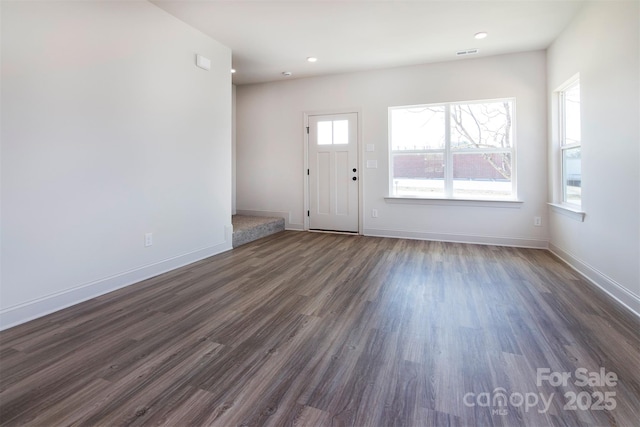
[232,215,285,248]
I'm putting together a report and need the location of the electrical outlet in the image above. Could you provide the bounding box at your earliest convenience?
[534,217,542,227]
[145,233,153,247]
[372,208,378,218]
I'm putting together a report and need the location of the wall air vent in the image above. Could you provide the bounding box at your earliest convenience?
[456,49,479,56]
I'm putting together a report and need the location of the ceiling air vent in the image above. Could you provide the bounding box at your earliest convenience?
[456,49,479,56]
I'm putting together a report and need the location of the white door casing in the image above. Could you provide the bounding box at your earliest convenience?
[307,113,359,232]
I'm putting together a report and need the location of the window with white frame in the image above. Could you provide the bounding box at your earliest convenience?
[558,79,581,206]
[389,99,515,200]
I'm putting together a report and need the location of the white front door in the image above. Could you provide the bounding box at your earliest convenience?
[308,113,359,232]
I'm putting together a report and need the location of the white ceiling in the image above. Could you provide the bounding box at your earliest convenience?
[152,0,586,85]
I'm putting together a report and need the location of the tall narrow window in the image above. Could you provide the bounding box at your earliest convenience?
[390,99,515,200]
[559,79,581,206]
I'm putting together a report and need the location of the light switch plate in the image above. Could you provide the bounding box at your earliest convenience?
[366,160,378,168]
[366,144,375,152]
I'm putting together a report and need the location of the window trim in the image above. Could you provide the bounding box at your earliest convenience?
[548,202,585,222]
[557,75,581,208]
[385,196,523,208]
[388,98,517,201]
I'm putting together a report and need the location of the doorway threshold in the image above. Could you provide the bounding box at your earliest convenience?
[309,229,359,235]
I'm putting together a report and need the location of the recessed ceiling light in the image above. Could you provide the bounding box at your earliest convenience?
[474,32,488,40]
[307,57,318,63]
[231,68,236,74]
[282,71,293,77]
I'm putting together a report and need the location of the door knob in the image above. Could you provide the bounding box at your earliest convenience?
[352,177,357,181]
[352,168,357,172]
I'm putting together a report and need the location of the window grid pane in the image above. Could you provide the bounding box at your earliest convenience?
[563,82,581,146]
[452,153,512,199]
[333,120,349,145]
[318,121,332,145]
[450,102,513,150]
[392,153,445,197]
[391,107,446,151]
[562,146,581,205]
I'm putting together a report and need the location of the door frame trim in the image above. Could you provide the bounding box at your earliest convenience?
[303,108,363,234]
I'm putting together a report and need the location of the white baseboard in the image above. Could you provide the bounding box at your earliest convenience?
[0,239,232,331]
[235,209,303,231]
[364,227,549,249]
[549,243,640,318]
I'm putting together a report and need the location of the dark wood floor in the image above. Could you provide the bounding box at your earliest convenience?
[1,231,639,426]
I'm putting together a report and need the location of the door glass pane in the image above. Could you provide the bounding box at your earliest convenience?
[391,107,445,150]
[392,153,445,197]
[333,120,348,145]
[452,153,512,198]
[563,147,581,204]
[450,101,513,150]
[318,121,332,145]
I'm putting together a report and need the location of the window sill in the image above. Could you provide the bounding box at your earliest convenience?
[548,203,586,222]
[385,196,523,208]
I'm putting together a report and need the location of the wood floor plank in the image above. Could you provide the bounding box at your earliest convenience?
[24,378,112,427]
[78,339,222,426]
[0,337,136,424]
[284,404,333,427]
[1,231,639,426]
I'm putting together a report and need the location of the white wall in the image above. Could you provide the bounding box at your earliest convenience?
[232,84,237,215]
[236,51,549,247]
[1,1,233,329]
[547,1,640,313]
